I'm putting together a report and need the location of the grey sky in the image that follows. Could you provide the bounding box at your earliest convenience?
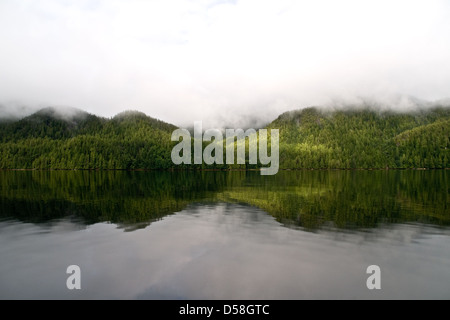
[1,0,450,127]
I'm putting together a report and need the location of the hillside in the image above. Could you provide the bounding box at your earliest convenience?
[0,107,177,169]
[0,107,106,141]
[269,106,449,169]
[0,105,449,169]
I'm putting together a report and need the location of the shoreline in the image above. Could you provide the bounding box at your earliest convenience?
[0,167,448,172]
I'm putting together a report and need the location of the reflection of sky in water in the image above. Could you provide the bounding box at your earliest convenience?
[0,203,449,299]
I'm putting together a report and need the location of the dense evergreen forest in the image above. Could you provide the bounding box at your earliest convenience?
[0,105,449,169]
[270,106,450,169]
[0,108,176,169]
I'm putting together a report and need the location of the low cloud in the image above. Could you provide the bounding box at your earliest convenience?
[1,0,450,127]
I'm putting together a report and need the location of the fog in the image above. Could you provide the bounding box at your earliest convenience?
[1,0,450,128]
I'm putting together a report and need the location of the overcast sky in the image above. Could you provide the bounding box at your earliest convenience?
[1,0,450,127]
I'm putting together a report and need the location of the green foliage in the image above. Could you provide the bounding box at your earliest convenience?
[0,106,449,169]
[0,108,177,170]
[270,106,450,169]
[394,119,449,168]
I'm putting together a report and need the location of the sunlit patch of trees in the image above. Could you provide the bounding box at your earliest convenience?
[0,106,449,169]
[269,106,449,169]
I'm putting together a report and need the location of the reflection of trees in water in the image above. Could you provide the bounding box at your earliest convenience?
[225,170,449,229]
[0,171,237,230]
[0,170,448,230]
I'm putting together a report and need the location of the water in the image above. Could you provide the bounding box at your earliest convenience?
[0,170,449,299]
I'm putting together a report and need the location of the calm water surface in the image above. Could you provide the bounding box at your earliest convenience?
[0,170,449,299]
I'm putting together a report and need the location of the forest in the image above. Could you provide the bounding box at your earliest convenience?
[0,105,449,169]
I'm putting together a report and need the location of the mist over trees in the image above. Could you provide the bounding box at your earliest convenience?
[271,106,449,169]
[0,105,449,170]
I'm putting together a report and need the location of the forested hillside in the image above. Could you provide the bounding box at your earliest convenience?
[0,108,176,169]
[0,105,449,169]
[269,106,449,169]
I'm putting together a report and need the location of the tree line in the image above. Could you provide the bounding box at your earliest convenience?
[0,106,449,169]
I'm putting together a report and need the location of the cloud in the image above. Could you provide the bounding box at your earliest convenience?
[0,0,449,127]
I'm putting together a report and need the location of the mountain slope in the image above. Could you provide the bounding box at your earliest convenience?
[268,106,449,169]
[0,105,449,169]
[0,107,177,169]
[0,107,106,141]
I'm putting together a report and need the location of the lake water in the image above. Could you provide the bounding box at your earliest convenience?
[0,170,449,299]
